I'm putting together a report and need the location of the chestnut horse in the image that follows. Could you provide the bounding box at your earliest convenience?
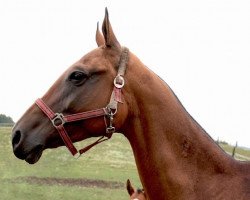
[127,179,146,200]
[12,8,250,200]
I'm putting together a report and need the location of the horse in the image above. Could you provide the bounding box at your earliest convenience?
[127,179,146,200]
[12,8,250,200]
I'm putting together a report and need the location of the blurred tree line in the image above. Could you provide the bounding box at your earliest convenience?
[0,114,14,123]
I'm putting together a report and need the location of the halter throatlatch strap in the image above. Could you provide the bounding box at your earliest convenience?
[35,47,129,157]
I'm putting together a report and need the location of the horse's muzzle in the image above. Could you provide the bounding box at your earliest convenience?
[12,128,44,164]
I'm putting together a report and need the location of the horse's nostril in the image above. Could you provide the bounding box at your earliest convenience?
[12,130,22,148]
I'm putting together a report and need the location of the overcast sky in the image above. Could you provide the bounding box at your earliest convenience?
[1,0,250,147]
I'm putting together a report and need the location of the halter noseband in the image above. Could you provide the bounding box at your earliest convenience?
[35,47,129,157]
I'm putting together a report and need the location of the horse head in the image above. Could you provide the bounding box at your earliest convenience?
[127,179,146,200]
[12,8,129,164]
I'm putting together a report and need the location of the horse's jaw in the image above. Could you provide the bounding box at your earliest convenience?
[24,145,44,164]
[13,143,44,164]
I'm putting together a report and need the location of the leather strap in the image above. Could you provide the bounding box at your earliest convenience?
[56,125,78,156]
[35,98,110,156]
[36,98,56,120]
[35,98,78,155]
[64,108,108,122]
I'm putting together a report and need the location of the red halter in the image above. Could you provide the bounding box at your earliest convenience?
[35,47,129,157]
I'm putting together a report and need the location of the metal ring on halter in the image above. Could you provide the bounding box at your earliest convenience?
[51,113,65,127]
[106,106,117,116]
[114,75,125,89]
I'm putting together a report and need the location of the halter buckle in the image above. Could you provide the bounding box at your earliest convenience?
[114,75,125,89]
[51,113,65,127]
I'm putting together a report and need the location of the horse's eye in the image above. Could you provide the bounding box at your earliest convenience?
[68,71,88,86]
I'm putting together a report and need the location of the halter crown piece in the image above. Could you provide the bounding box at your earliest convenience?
[35,47,129,158]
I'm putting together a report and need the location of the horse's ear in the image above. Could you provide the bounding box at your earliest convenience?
[102,7,121,49]
[96,22,105,47]
[126,179,135,196]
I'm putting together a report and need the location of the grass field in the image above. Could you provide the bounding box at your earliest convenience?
[0,127,141,200]
[219,143,250,161]
[1,127,250,199]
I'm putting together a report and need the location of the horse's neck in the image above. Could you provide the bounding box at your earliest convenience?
[122,56,245,199]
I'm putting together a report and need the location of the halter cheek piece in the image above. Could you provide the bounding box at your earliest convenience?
[35,47,129,157]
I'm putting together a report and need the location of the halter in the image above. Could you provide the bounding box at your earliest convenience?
[35,47,129,157]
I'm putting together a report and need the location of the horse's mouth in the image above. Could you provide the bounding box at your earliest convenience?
[24,145,44,164]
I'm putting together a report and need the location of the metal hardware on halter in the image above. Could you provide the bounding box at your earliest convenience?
[114,75,125,89]
[51,113,65,127]
[106,111,115,136]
